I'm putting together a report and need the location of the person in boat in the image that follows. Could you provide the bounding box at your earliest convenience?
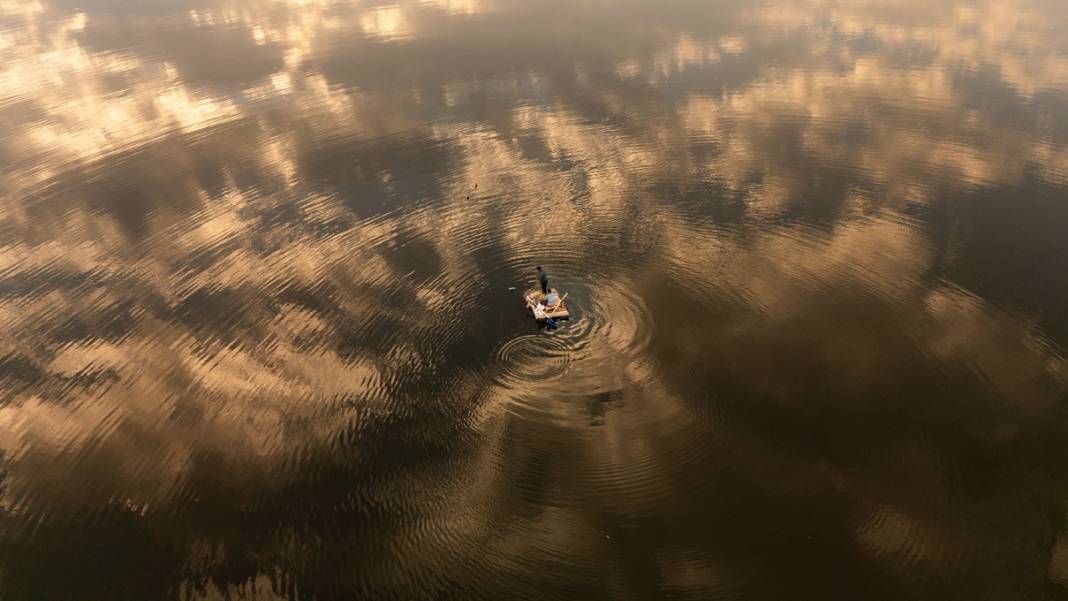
[536,266,549,294]
[545,290,559,307]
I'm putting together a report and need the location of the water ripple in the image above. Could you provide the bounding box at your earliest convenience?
[0,0,1067,598]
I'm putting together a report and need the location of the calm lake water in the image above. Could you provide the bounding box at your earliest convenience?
[2,0,1068,598]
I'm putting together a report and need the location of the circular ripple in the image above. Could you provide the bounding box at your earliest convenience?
[587,281,654,360]
[494,334,574,387]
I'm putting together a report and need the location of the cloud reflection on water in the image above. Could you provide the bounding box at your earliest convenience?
[0,0,1067,598]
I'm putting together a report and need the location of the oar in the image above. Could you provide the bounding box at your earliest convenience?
[545,292,568,317]
[542,292,568,328]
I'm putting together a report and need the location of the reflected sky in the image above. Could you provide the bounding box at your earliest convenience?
[2,0,1068,599]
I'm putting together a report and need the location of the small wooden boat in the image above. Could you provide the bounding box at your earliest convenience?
[524,289,570,322]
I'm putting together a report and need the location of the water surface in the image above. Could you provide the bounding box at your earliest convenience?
[3,0,1068,599]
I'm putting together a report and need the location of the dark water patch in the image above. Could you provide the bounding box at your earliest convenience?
[924,177,1068,345]
[76,20,286,89]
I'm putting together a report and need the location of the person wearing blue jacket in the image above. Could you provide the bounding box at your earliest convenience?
[536,266,549,294]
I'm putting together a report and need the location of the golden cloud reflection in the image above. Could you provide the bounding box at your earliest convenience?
[421,0,487,16]
[359,5,411,40]
[0,0,1067,596]
[3,0,1067,199]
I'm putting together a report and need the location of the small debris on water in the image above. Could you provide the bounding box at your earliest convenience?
[508,286,516,291]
